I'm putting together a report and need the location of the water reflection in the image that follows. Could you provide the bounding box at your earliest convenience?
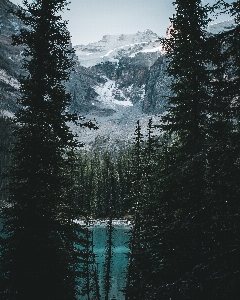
[92,225,130,300]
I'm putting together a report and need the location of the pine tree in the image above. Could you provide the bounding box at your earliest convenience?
[155,1,212,298]
[116,151,132,217]
[79,217,101,300]
[162,0,211,146]
[153,1,240,298]
[0,1,86,298]
[200,2,240,297]
[125,120,150,299]
[125,119,162,299]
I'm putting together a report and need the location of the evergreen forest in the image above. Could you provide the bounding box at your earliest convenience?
[0,0,240,299]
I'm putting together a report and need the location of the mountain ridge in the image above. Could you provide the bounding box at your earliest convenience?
[74,29,162,68]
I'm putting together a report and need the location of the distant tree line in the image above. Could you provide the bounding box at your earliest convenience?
[70,119,158,220]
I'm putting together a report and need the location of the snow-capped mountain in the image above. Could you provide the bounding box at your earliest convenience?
[1,1,238,151]
[72,29,165,113]
[74,30,162,68]
[69,30,165,150]
[72,20,237,120]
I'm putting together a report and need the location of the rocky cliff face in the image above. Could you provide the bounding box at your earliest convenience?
[143,55,171,114]
[67,59,106,114]
[0,0,102,118]
[0,0,22,36]
[0,34,21,114]
[0,0,23,114]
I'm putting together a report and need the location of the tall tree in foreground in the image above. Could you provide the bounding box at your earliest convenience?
[0,1,84,299]
[155,0,211,298]
[153,0,240,298]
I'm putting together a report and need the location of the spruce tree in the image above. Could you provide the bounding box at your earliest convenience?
[201,2,240,297]
[125,120,148,299]
[0,1,85,299]
[125,119,161,299]
[161,0,210,147]
[154,1,240,298]
[156,1,212,298]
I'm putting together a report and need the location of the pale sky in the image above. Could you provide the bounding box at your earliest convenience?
[10,0,233,46]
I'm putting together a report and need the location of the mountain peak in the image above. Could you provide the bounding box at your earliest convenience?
[74,30,161,68]
[94,30,158,46]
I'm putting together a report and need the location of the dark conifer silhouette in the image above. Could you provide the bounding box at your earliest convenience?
[0,1,88,299]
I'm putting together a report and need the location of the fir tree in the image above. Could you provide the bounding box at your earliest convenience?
[155,0,212,298]
[153,1,240,298]
[125,120,147,299]
[0,1,86,298]
[79,217,101,300]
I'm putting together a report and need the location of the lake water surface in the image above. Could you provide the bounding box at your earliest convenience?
[92,225,131,300]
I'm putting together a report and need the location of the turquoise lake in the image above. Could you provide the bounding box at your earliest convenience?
[0,219,131,300]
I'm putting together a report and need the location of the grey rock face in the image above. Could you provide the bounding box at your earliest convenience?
[0,0,23,114]
[143,55,171,114]
[73,31,164,118]
[67,59,106,114]
[0,0,22,36]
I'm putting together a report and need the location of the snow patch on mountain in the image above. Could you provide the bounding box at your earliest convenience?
[0,109,15,119]
[0,69,19,89]
[130,45,162,58]
[71,110,159,153]
[94,78,133,108]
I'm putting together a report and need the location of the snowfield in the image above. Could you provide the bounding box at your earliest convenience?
[94,78,133,108]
